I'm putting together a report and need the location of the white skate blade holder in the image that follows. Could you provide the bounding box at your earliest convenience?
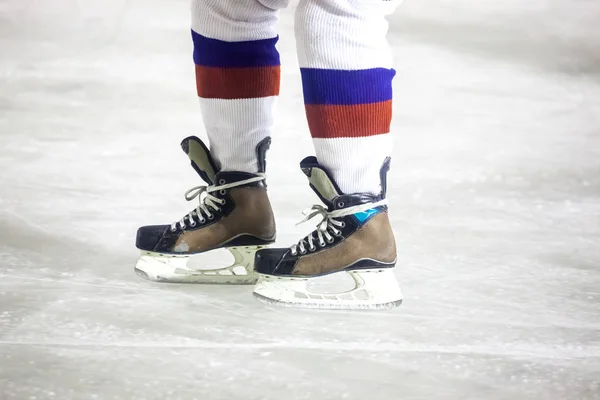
[134,246,264,284]
[253,268,403,310]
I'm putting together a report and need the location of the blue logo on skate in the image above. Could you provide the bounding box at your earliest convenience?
[354,208,380,224]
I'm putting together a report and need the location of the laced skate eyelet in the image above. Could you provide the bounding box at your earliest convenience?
[189,222,196,228]
[337,201,345,208]
[334,230,342,237]
[319,241,326,247]
[327,237,334,243]
[181,224,187,230]
[219,179,226,185]
[170,227,176,232]
[309,246,316,252]
[300,249,307,255]
[220,190,226,195]
[199,218,206,223]
[220,199,226,205]
[208,214,215,220]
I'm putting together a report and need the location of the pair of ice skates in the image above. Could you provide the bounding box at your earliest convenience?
[134,137,402,309]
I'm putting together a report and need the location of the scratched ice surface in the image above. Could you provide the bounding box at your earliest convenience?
[1,0,599,399]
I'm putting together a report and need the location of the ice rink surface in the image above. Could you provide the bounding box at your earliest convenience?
[1,0,600,399]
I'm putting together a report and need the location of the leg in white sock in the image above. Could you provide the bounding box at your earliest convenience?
[295,0,402,194]
[191,0,290,172]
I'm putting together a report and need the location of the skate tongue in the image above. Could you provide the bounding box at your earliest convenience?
[180,136,219,185]
[299,156,343,208]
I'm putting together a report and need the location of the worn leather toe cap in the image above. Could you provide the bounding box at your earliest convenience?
[136,225,170,252]
[254,248,295,275]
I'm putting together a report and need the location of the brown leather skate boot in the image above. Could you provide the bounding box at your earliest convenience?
[253,156,402,309]
[135,136,276,284]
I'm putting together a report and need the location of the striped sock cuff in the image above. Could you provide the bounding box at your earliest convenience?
[192,30,281,99]
[300,68,395,138]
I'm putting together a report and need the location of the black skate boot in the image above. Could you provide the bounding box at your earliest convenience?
[253,156,402,309]
[135,136,276,284]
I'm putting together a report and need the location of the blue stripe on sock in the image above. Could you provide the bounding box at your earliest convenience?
[300,68,395,105]
[192,30,280,68]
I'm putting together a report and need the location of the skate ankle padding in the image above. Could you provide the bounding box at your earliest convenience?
[299,156,387,210]
[300,156,343,207]
[181,136,219,185]
[255,136,271,174]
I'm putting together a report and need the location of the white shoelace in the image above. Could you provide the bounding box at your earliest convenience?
[170,175,265,231]
[290,199,388,256]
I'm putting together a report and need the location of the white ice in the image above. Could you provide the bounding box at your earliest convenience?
[1,0,599,399]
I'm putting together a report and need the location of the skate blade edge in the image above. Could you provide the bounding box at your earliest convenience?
[253,291,403,310]
[252,268,403,310]
[133,246,262,285]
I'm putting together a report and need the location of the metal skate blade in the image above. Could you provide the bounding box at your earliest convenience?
[133,246,262,284]
[134,267,173,283]
[253,292,403,310]
[134,267,151,281]
[134,266,257,284]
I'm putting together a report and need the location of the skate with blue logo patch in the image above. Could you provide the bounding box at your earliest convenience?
[253,156,402,309]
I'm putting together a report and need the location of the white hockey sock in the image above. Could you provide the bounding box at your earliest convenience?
[191,0,289,173]
[295,0,402,194]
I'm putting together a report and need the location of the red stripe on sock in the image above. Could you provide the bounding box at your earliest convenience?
[195,65,280,99]
[305,101,392,138]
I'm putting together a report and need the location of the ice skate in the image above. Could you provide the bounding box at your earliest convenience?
[253,157,402,309]
[135,136,276,284]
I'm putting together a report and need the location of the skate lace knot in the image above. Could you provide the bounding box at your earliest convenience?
[290,199,388,256]
[170,174,265,231]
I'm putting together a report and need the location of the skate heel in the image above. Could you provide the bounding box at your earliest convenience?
[253,268,403,309]
[134,245,266,284]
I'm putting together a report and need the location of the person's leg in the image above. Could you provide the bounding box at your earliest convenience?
[296,0,400,195]
[253,0,403,309]
[191,0,289,172]
[134,0,289,283]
